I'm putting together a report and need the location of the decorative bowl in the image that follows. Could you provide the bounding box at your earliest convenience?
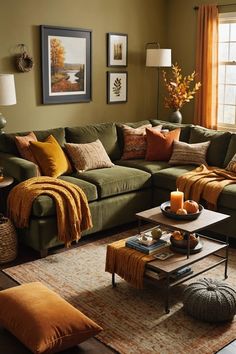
[160,201,203,221]
[170,234,199,249]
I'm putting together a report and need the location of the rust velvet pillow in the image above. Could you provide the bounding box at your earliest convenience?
[15,132,39,165]
[145,127,181,161]
[0,282,102,354]
[30,135,72,177]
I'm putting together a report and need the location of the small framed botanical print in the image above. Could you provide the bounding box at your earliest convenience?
[107,71,128,104]
[107,33,128,67]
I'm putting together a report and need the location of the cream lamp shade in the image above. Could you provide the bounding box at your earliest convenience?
[0,74,16,105]
[146,48,172,67]
[0,74,17,133]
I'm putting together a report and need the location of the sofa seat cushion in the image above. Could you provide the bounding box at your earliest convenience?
[73,165,151,199]
[153,165,196,190]
[32,176,98,217]
[116,159,169,174]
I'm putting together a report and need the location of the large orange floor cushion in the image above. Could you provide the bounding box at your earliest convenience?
[0,282,102,354]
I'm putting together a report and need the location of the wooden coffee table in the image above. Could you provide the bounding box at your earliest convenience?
[135,206,230,313]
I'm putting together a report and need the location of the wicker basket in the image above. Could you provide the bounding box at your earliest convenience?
[0,216,17,264]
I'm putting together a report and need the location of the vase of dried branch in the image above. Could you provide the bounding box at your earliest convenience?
[169,109,182,124]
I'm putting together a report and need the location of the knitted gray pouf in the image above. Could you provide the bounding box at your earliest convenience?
[183,278,236,322]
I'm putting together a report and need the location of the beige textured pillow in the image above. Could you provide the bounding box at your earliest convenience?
[169,140,210,165]
[226,153,236,172]
[65,139,114,172]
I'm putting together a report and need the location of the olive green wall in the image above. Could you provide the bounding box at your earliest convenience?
[0,0,167,133]
[165,0,236,124]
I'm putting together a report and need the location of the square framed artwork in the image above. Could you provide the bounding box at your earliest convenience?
[41,25,92,104]
[107,33,128,67]
[107,71,128,104]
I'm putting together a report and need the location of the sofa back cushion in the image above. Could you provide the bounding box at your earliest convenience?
[0,127,66,155]
[65,122,120,161]
[224,133,236,167]
[189,126,231,167]
[151,119,193,142]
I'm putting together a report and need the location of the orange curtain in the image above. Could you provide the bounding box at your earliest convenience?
[194,4,219,129]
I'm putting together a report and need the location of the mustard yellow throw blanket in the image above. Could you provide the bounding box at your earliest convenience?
[7,177,93,246]
[105,238,155,289]
[177,164,236,209]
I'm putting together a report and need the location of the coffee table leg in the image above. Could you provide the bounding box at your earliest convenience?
[112,273,116,287]
[225,236,229,279]
[165,276,170,314]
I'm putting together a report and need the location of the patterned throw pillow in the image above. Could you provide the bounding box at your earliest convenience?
[168,140,210,165]
[121,124,162,160]
[65,139,114,172]
[226,153,236,172]
[145,128,181,161]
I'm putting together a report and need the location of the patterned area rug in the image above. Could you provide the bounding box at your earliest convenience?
[3,228,236,354]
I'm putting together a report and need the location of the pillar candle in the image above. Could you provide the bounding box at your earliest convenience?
[170,190,184,213]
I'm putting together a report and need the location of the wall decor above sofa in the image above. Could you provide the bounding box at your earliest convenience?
[41,25,92,104]
[107,71,128,104]
[107,32,128,67]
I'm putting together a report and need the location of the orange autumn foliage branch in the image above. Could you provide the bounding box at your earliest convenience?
[162,63,201,110]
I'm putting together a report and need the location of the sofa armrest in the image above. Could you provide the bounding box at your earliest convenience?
[0,152,38,182]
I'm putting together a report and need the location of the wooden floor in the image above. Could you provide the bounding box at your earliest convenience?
[0,225,235,354]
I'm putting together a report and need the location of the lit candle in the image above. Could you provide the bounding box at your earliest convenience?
[170,190,184,213]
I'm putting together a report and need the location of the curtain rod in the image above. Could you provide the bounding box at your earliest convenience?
[194,3,236,10]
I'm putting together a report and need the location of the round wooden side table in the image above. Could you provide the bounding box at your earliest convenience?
[0,176,14,188]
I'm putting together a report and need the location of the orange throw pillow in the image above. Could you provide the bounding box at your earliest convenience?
[30,135,72,177]
[15,132,39,165]
[145,127,181,161]
[0,282,102,354]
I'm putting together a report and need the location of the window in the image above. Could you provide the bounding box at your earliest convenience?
[218,13,236,130]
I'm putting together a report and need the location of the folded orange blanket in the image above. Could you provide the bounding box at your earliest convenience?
[7,177,93,247]
[105,238,155,289]
[177,164,236,209]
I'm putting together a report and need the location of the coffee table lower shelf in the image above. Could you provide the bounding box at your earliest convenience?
[111,234,228,314]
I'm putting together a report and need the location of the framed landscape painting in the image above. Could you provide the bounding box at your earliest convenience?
[107,71,128,104]
[41,25,92,104]
[107,33,128,67]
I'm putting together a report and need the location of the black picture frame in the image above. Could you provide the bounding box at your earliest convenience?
[41,25,92,104]
[107,33,128,67]
[107,71,128,104]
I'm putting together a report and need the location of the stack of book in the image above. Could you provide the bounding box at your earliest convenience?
[125,236,169,255]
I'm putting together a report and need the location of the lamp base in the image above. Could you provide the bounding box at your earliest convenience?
[0,114,6,134]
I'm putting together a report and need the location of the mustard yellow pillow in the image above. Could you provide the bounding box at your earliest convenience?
[0,282,102,354]
[30,135,72,177]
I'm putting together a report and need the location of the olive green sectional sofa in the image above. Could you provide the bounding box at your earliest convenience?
[0,119,235,257]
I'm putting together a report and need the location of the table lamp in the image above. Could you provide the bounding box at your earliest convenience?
[0,74,17,134]
[145,42,171,118]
